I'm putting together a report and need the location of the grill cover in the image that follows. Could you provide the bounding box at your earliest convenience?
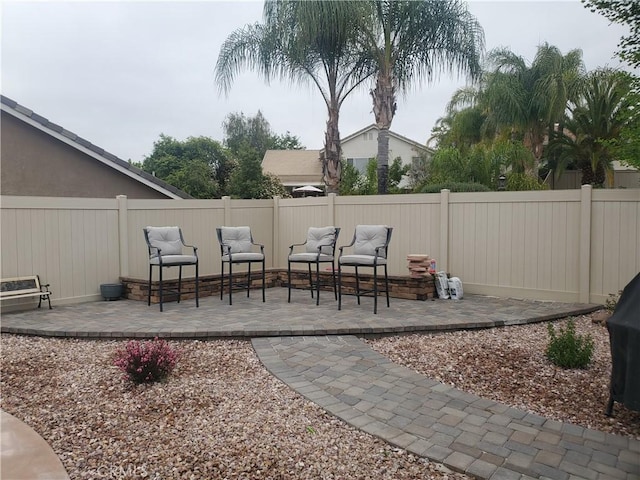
[606,272,640,414]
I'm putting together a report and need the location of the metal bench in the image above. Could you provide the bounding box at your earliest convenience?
[0,275,52,309]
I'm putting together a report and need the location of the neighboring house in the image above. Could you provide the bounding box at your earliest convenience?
[341,124,433,186]
[262,125,433,192]
[262,149,324,192]
[1,95,191,199]
[545,161,640,190]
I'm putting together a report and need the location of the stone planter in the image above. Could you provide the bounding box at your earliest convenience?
[100,283,123,301]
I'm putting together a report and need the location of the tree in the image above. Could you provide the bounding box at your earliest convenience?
[221,111,298,199]
[215,1,372,194]
[420,140,537,190]
[271,131,305,151]
[582,0,640,68]
[429,105,487,153]
[223,111,304,158]
[355,0,484,194]
[482,44,585,177]
[223,111,274,158]
[142,135,233,198]
[606,75,640,170]
[339,157,408,195]
[549,69,636,186]
[227,143,288,199]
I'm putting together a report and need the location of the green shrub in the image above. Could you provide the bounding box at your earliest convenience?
[417,182,491,193]
[605,290,622,313]
[505,173,548,191]
[545,319,594,369]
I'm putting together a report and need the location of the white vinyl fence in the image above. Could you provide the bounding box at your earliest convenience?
[1,186,638,306]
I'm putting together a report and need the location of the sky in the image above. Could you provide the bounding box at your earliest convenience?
[1,1,634,164]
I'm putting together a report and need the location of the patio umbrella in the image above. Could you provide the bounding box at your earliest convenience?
[293,185,323,193]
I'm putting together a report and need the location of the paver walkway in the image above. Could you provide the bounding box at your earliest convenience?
[253,335,640,480]
[2,288,638,479]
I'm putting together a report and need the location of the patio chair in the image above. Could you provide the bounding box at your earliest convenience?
[338,225,393,314]
[287,226,340,305]
[216,226,265,305]
[143,226,199,312]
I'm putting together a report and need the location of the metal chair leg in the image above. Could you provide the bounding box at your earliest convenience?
[220,261,224,301]
[315,262,321,306]
[384,264,390,307]
[159,265,164,312]
[355,266,360,305]
[148,265,153,306]
[373,265,378,315]
[287,261,292,303]
[308,263,314,299]
[247,264,252,298]
[177,265,183,304]
[332,263,337,300]
[195,262,199,308]
[228,261,233,305]
[261,260,265,302]
[338,265,342,310]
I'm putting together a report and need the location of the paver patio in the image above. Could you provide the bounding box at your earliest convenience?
[2,288,638,479]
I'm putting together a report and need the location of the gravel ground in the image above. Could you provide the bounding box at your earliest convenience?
[1,313,639,480]
[1,335,467,480]
[367,314,640,440]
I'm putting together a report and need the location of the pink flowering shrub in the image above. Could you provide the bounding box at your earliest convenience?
[113,338,179,384]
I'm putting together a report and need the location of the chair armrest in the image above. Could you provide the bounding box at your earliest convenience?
[289,241,307,255]
[338,237,355,255]
[183,243,198,256]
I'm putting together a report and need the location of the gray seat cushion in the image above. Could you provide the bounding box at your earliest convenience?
[339,254,387,266]
[146,226,183,257]
[150,254,197,265]
[289,252,334,263]
[222,252,264,262]
[305,226,337,255]
[219,226,253,254]
[353,225,389,257]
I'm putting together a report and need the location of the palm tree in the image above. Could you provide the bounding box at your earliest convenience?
[356,0,485,193]
[215,1,372,194]
[549,69,634,186]
[482,44,585,177]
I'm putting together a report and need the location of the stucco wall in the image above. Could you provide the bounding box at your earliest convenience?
[1,112,169,199]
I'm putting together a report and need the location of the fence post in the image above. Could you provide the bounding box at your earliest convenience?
[579,184,592,303]
[116,195,129,278]
[273,196,280,268]
[328,193,336,226]
[222,196,231,226]
[440,189,450,273]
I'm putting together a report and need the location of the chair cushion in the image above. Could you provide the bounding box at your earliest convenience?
[219,226,253,253]
[354,225,389,257]
[150,254,197,266]
[222,252,264,262]
[289,253,334,263]
[339,254,387,266]
[306,226,337,255]
[146,226,183,257]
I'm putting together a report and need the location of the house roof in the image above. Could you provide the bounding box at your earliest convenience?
[262,149,324,187]
[0,95,192,199]
[342,123,434,154]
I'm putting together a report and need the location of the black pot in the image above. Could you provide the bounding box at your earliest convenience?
[100,283,123,301]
